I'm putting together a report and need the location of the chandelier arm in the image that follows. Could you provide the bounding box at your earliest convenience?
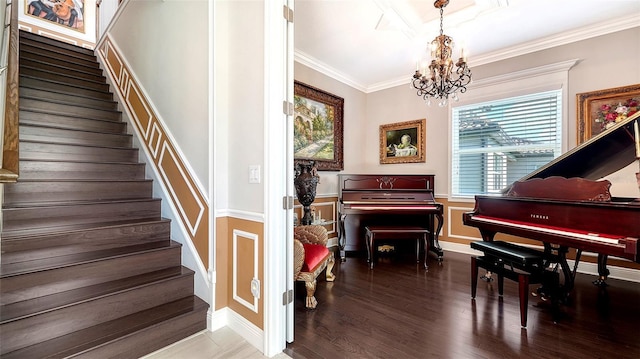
[409,0,471,105]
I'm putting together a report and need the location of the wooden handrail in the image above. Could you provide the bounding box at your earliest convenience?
[0,0,19,183]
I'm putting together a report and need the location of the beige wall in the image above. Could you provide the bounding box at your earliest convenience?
[296,27,640,272]
[297,27,640,198]
[108,0,210,189]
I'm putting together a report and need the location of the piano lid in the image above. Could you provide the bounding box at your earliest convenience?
[518,111,640,182]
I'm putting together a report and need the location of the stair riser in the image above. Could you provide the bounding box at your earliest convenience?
[19,38,96,62]
[3,180,153,205]
[20,87,118,111]
[21,67,109,92]
[19,31,96,55]
[20,98,121,121]
[19,110,126,134]
[19,125,132,148]
[16,161,145,181]
[0,245,182,306]
[2,199,161,233]
[20,48,101,72]
[21,58,104,82]
[2,221,171,262]
[20,76,113,100]
[0,274,194,355]
[73,304,208,359]
[20,141,139,163]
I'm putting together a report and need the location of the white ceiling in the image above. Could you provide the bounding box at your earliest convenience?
[294,0,640,93]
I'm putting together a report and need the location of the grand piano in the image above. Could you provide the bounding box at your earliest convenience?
[463,112,640,298]
[338,174,444,261]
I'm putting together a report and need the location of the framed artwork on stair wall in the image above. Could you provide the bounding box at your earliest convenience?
[25,0,86,33]
[294,81,344,171]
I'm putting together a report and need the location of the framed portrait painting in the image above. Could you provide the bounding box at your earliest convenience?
[294,81,344,171]
[379,119,426,164]
[25,0,85,33]
[576,84,640,144]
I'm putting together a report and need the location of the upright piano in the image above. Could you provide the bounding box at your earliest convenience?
[464,112,640,296]
[338,174,444,261]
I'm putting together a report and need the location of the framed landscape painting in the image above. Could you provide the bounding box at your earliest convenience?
[576,84,640,144]
[379,119,426,164]
[294,81,344,171]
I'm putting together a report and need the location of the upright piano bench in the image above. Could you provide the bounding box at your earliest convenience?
[470,240,546,327]
[364,226,429,269]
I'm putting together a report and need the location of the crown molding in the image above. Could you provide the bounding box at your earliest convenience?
[295,13,640,94]
[294,50,368,93]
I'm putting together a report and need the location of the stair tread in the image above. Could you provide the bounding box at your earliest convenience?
[21,64,106,83]
[0,266,192,323]
[20,57,104,77]
[2,196,160,208]
[20,109,125,125]
[1,218,169,241]
[20,138,135,150]
[20,85,118,106]
[1,217,166,239]
[0,296,208,359]
[0,240,181,278]
[20,94,121,113]
[19,74,113,95]
[1,31,207,358]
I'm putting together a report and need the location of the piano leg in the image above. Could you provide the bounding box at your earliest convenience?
[338,213,347,262]
[429,212,445,261]
[592,254,610,287]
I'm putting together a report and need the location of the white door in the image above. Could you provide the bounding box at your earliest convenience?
[263,0,295,355]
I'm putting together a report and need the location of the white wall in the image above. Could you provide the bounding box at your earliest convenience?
[219,0,265,214]
[108,0,210,192]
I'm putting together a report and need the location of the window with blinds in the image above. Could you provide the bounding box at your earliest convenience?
[451,90,562,197]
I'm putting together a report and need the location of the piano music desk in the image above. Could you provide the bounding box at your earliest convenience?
[364,226,430,269]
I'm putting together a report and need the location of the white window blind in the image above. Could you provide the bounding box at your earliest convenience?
[452,90,562,197]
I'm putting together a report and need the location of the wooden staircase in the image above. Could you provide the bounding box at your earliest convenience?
[0,31,209,358]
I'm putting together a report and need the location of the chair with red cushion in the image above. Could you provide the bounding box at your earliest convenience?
[294,225,335,309]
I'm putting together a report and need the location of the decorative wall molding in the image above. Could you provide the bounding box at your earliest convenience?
[96,35,210,267]
[232,229,259,313]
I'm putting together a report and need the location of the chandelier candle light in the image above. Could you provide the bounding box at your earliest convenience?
[411,0,472,106]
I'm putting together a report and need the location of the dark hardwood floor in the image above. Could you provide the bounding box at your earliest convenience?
[285,249,640,359]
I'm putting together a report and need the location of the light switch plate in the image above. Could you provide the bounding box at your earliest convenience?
[249,165,261,184]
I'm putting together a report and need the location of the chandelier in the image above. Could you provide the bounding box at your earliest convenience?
[411,0,472,106]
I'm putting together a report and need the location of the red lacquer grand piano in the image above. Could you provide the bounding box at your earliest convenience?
[464,112,640,297]
[338,174,444,261]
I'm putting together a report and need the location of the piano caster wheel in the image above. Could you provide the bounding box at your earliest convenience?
[480,273,493,282]
[592,277,608,287]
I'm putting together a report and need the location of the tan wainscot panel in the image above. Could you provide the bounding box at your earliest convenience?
[126,83,153,135]
[294,196,338,241]
[215,217,229,310]
[227,218,264,329]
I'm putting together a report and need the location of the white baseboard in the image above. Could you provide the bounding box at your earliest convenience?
[441,241,639,283]
[207,307,264,351]
[226,308,264,351]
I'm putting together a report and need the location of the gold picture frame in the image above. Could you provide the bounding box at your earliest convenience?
[576,84,640,145]
[379,119,426,164]
[294,81,344,171]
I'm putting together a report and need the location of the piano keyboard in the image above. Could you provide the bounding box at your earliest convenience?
[345,205,440,211]
[472,215,625,245]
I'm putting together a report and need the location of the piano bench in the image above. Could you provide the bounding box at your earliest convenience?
[364,226,430,269]
[470,241,546,328]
